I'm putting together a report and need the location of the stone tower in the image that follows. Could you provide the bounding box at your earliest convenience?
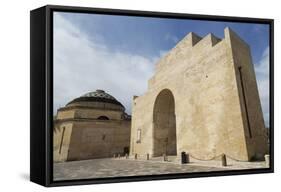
[130,27,268,161]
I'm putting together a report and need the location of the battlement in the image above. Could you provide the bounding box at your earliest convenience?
[173,31,222,50]
[195,33,222,47]
[155,27,249,73]
[179,32,202,47]
[184,27,247,48]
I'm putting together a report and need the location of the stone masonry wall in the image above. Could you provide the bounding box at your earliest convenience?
[130,27,268,161]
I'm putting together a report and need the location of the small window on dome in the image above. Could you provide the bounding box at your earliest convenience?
[97,116,110,120]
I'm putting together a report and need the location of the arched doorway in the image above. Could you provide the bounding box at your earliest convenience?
[153,89,177,157]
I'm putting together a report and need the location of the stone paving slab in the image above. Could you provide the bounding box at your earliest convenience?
[53,157,266,181]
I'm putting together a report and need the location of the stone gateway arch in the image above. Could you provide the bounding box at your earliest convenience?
[153,89,177,156]
[130,27,268,161]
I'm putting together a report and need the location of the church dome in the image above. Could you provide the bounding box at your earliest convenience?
[67,89,125,111]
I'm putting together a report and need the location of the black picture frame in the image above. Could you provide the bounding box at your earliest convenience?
[30,4,274,187]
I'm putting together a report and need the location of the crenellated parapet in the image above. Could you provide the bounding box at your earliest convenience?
[149,27,254,91]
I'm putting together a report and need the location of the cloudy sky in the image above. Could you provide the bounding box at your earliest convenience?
[53,12,270,127]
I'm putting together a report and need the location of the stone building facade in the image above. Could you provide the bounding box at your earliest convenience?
[130,27,268,161]
[53,90,131,162]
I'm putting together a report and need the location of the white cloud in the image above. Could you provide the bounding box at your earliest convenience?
[254,47,270,127]
[54,13,158,114]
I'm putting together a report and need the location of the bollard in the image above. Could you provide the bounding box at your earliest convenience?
[118,154,121,159]
[146,153,150,160]
[134,153,138,160]
[221,154,227,166]
[265,154,270,167]
[186,153,190,163]
[181,152,187,164]
[113,154,116,158]
[163,154,167,161]
[181,152,189,164]
[125,153,128,159]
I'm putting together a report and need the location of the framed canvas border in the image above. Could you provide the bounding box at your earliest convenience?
[30,5,274,187]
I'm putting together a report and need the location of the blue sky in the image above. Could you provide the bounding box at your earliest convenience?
[53,12,270,127]
[60,13,269,64]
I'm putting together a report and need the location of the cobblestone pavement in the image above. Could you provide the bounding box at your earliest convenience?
[53,157,266,181]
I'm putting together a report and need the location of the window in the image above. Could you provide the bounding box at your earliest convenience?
[136,129,141,143]
[238,66,252,138]
[59,127,66,154]
[97,116,110,120]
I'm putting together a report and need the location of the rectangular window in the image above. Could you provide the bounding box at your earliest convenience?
[136,129,141,143]
[238,66,252,138]
[59,127,66,154]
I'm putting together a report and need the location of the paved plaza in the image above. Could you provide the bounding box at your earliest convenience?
[53,157,267,181]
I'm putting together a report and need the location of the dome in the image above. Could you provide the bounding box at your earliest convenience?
[82,89,116,100]
[67,90,124,110]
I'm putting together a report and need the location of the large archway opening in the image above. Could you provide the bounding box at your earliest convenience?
[153,89,177,157]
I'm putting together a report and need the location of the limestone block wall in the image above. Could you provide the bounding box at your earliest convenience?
[74,108,123,120]
[67,101,124,111]
[56,109,75,120]
[67,120,131,161]
[57,106,123,121]
[226,28,268,159]
[130,94,155,157]
[54,106,131,162]
[53,122,73,162]
[131,27,268,161]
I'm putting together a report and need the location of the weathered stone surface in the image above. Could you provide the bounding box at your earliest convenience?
[130,27,268,161]
[53,157,267,181]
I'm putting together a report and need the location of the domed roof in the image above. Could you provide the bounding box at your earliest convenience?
[67,89,124,109]
[82,89,116,100]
